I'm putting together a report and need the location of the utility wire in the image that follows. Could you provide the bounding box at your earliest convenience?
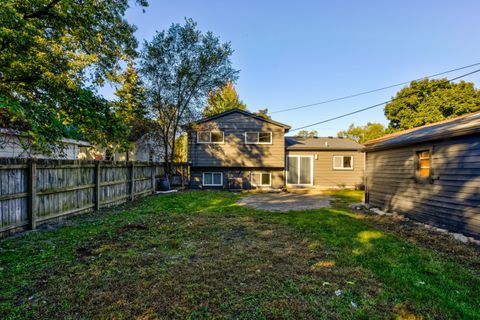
[271,62,480,114]
[290,68,480,132]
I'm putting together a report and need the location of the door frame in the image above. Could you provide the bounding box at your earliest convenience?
[286,154,314,186]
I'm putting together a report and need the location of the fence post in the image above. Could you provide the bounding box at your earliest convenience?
[129,162,135,201]
[151,164,156,194]
[28,159,37,230]
[94,161,101,210]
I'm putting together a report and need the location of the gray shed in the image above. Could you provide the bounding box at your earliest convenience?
[363,112,480,239]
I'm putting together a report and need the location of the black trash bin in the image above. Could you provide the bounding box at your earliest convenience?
[156,177,170,191]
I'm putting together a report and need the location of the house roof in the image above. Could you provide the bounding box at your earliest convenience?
[186,108,291,130]
[363,111,480,152]
[285,136,364,151]
[0,128,91,146]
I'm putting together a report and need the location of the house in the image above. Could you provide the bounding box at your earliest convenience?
[0,129,91,159]
[285,136,364,189]
[185,109,364,190]
[363,112,480,239]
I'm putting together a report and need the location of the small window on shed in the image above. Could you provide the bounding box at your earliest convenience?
[417,150,431,177]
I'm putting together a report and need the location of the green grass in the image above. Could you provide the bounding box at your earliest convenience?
[1,191,479,319]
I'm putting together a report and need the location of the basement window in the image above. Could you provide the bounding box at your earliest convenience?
[251,172,271,186]
[203,172,223,186]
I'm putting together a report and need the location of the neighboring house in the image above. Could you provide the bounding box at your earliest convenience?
[185,109,364,190]
[0,129,91,159]
[285,136,364,189]
[363,112,480,239]
[82,133,165,162]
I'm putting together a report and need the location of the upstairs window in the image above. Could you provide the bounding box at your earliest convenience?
[245,132,272,144]
[416,150,431,178]
[197,131,224,144]
[333,155,353,170]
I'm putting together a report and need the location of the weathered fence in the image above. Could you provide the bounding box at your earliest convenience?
[0,158,186,238]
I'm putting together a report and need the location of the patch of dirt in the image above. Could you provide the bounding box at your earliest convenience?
[117,223,148,234]
[356,211,480,273]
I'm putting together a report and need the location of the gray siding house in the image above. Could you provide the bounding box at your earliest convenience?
[363,112,480,239]
[185,109,364,190]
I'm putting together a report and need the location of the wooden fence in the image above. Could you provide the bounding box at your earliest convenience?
[0,158,186,238]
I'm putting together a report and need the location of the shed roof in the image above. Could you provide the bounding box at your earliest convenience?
[186,108,291,130]
[285,136,363,151]
[363,111,480,152]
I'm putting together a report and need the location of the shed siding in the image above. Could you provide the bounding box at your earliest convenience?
[366,134,480,239]
[188,112,286,168]
[286,150,364,188]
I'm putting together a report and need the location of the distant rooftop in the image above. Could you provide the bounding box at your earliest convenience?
[285,136,363,151]
[363,111,480,151]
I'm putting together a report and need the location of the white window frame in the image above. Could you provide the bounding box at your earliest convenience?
[202,172,223,186]
[250,172,272,187]
[244,131,272,144]
[333,155,354,170]
[286,155,314,186]
[197,131,224,144]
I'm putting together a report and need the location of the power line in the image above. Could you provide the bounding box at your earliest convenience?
[271,62,480,114]
[290,68,480,132]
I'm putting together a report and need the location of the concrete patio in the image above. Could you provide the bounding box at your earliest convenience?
[237,192,332,212]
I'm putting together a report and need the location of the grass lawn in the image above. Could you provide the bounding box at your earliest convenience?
[1,191,479,319]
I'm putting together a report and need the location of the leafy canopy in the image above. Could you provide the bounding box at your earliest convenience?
[140,18,238,172]
[202,82,247,117]
[384,79,480,131]
[337,123,386,143]
[294,130,318,138]
[0,0,148,155]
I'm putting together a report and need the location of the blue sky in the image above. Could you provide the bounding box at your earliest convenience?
[100,0,480,136]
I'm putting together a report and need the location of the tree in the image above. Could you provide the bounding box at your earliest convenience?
[254,108,270,119]
[202,82,247,117]
[294,130,318,138]
[140,19,238,174]
[384,79,480,131]
[337,122,386,143]
[0,0,148,155]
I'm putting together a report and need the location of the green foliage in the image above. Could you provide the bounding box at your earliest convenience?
[174,133,188,162]
[385,79,480,131]
[294,130,318,138]
[254,108,270,119]
[337,122,386,143]
[0,0,147,155]
[140,18,238,172]
[202,82,247,117]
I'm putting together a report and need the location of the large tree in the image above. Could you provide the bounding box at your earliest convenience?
[294,130,318,138]
[337,122,386,143]
[384,79,480,131]
[202,82,247,117]
[0,0,148,155]
[140,19,238,174]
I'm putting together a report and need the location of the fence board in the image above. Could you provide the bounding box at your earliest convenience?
[0,159,183,238]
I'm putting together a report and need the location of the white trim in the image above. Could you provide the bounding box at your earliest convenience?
[250,172,272,187]
[244,131,273,144]
[286,155,314,186]
[196,131,224,144]
[202,172,223,186]
[333,155,354,170]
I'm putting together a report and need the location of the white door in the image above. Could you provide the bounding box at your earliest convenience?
[286,155,313,185]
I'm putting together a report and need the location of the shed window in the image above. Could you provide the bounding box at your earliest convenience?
[251,172,271,186]
[333,156,353,170]
[197,131,224,144]
[245,132,272,144]
[203,172,223,186]
[417,150,431,177]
